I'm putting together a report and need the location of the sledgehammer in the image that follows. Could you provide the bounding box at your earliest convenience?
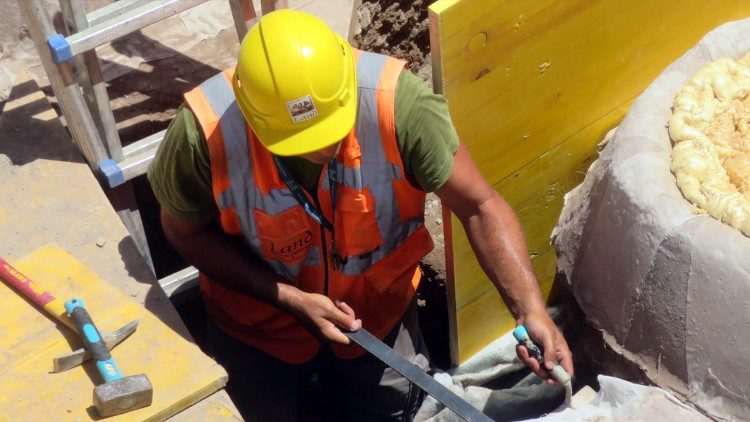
[64,298,153,417]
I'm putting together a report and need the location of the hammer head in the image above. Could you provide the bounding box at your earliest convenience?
[93,374,153,417]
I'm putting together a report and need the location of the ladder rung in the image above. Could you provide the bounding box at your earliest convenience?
[123,129,166,160]
[48,0,209,63]
[87,0,154,27]
[99,130,165,187]
[158,266,199,297]
[99,150,155,187]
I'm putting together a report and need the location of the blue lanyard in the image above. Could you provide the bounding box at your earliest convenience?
[273,155,337,234]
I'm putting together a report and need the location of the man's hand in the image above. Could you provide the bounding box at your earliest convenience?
[515,307,573,385]
[283,291,362,345]
[160,210,362,346]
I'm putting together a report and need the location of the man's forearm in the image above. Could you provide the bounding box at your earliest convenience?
[162,214,301,309]
[160,209,360,344]
[435,143,573,375]
[460,192,546,319]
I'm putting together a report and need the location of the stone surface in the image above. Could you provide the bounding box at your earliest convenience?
[553,18,750,421]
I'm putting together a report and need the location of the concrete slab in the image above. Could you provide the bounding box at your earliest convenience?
[287,0,358,40]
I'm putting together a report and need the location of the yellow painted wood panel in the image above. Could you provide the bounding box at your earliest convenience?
[433,0,750,184]
[450,103,629,360]
[0,246,227,421]
[430,0,750,363]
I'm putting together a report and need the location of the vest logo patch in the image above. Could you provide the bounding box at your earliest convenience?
[266,230,314,263]
[286,95,318,123]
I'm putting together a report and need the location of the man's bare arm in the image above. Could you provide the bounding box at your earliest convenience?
[435,143,573,381]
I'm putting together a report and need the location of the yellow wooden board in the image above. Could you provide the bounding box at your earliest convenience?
[447,102,631,359]
[0,245,227,421]
[429,0,750,363]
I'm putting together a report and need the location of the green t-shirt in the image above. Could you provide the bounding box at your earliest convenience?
[148,70,459,221]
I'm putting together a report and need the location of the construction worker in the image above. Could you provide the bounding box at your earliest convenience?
[148,9,573,421]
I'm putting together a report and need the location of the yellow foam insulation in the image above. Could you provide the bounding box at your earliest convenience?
[670,53,750,236]
[429,0,750,363]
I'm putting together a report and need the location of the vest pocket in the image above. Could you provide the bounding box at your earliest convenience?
[254,207,315,266]
[392,178,426,222]
[364,256,421,331]
[334,186,383,257]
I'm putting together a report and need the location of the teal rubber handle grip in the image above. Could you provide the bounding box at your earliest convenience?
[513,326,544,360]
[64,298,123,383]
[513,325,571,385]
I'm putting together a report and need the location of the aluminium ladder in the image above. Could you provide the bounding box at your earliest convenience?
[18,0,280,294]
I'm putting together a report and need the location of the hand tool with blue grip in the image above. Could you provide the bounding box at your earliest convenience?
[512,325,571,385]
[65,298,124,381]
[65,297,153,417]
[513,325,573,407]
[0,256,139,372]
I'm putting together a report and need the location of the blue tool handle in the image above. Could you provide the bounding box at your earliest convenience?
[64,298,123,383]
[513,325,544,361]
[513,325,572,385]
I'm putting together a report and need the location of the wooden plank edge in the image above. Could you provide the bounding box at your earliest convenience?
[441,203,460,368]
[430,0,458,367]
[428,5,444,94]
[428,0,457,16]
[148,376,229,422]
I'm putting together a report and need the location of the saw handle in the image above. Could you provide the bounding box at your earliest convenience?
[64,298,124,383]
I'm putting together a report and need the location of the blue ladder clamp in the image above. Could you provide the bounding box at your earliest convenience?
[47,34,73,64]
[99,159,125,188]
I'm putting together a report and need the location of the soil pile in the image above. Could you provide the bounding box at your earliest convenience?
[353,0,432,84]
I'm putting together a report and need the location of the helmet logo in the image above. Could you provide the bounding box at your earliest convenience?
[286,95,318,123]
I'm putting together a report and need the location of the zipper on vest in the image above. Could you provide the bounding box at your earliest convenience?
[314,195,329,297]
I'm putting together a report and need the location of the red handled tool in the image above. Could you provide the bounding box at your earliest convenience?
[0,256,138,371]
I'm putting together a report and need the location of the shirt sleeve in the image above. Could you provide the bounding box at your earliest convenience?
[394,71,460,192]
[147,104,217,221]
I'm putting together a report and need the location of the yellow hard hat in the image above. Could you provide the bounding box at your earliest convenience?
[232,9,357,156]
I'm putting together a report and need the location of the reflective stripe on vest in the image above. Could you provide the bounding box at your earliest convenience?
[195,72,318,280]
[328,52,424,275]
[187,51,423,280]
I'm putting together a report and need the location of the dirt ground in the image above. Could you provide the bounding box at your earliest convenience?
[353,0,433,83]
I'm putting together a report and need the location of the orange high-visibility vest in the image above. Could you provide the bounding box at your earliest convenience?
[184,50,434,363]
